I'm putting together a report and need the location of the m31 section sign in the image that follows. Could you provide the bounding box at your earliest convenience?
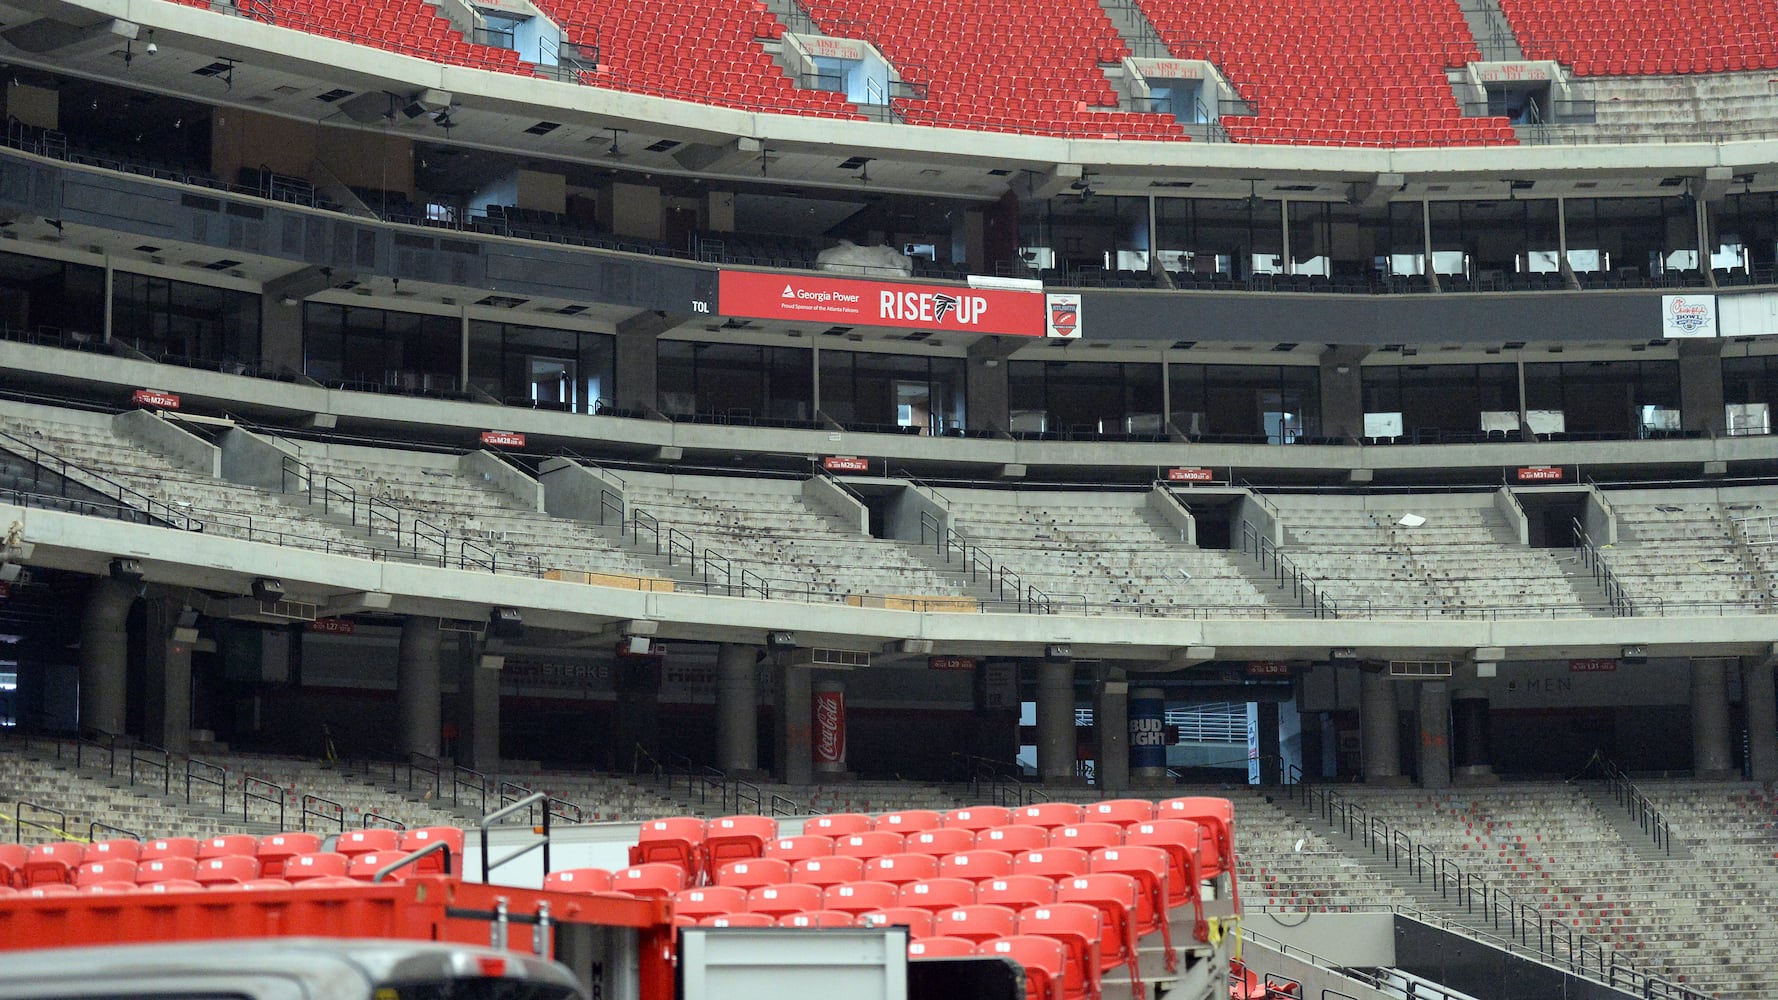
[718,270,1052,337]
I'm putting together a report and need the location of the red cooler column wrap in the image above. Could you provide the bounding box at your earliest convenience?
[813,679,847,773]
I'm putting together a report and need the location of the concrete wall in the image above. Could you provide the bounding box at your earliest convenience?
[219,427,297,491]
[460,449,545,512]
[1584,486,1618,545]
[1145,486,1196,544]
[113,410,219,477]
[802,475,869,534]
[538,457,628,525]
[885,481,951,544]
[1238,491,1283,547]
[1246,912,1394,968]
[1493,486,1530,544]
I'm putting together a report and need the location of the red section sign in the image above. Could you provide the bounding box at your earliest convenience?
[132,389,180,410]
[718,270,1047,337]
[1246,661,1292,677]
[823,456,870,473]
[307,618,356,635]
[1167,467,1215,483]
[1517,466,1564,482]
[480,430,526,448]
[813,687,847,765]
[928,655,978,671]
[1569,658,1618,672]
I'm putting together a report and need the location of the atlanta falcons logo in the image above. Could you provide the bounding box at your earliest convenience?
[932,293,959,322]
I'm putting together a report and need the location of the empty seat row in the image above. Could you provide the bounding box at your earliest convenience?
[0,827,463,888]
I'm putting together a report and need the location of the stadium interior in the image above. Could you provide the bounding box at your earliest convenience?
[0,0,1777,997]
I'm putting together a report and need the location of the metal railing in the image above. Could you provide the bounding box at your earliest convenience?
[1596,755,1674,854]
[0,429,200,532]
[479,792,552,884]
[453,766,489,814]
[1571,517,1633,616]
[129,744,170,796]
[407,753,443,799]
[242,774,285,828]
[186,759,228,813]
[301,793,346,833]
[362,811,408,831]
[15,800,67,842]
[88,820,142,842]
[916,508,1052,613]
[1240,521,1338,618]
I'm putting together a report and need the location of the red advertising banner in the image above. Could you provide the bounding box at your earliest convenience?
[1167,467,1215,483]
[823,456,870,473]
[1568,658,1618,672]
[1517,466,1564,482]
[307,618,356,635]
[480,430,526,448]
[928,655,978,671]
[718,270,1047,337]
[813,685,847,766]
[132,389,180,410]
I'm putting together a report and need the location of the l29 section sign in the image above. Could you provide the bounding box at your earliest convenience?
[718,270,1048,336]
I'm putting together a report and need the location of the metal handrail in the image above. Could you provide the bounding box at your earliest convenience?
[1596,754,1675,854]
[373,840,451,882]
[128,744,170,796]
[407,753,442,797]
[412,517,448,566]
[88,820,142,842]
[362,811,408,831]
[185,758,227,812]
[479,791,551,883]
[16,799,67,841]
[769,794,803,817]
[241,774,285,828]
[300,793,346,833]
[1572,517,1634,616]
[453,766,489,813]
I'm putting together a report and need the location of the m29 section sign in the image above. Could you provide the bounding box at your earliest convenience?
[718,270,1047,336]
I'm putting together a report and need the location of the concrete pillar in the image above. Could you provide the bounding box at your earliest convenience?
[1129,686,1168,782]
[1318,352,1366,441]
[965,341,1011,434]
[812,677,847,776]
[1691,657,1735,779]
[1257,700,1282,785]
[142,591,194,753]
[396,616,442,759]
[1451,688,1495,783]
[1417,681,1451,790]
[454,632,499,771]
[1036,659,1076,783]
[1094,666,1129,793]
[79,577,137,741]
[1359,670,1402,783]
[716,643,760,775]
[775,662,813,785]
[1744,658,1778,783]
[1678,339,1726,435]
[611,649,662,771]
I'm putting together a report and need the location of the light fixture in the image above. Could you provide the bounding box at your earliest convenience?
[766,631,797,651]
[251,577,284,603]
[489,606,524,638]
[144,31,157,55]
[109,558,144,583]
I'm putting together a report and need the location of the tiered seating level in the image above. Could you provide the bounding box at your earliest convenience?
[1497,0,1778,76]
[801,0,1186,139]
[942,491,1285,617]
[1601,501,1772,612]
[532,0,862,117]
[1137,0,1514,146]
[172,0,534,74]
[1223,791,1408,912]
[622,474,968,599]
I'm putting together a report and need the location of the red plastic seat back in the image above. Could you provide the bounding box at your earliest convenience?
[858,906,937,939]
[544,867,614,894]
[255,833,322,878]
[673,885,749,919]
[1017,903,1103,998]
[1087,847,1169,935]
[942,806,1013,832]
[931,903,1019,944]
[875,810,942,836]
[790,855,865,887]
[907,828,976,856]
[981,935,1068,1000]
[779,910,855,928]
[834,831,907,861]
[1123,820,1204,908]
[195,855,261,886]
[908,936,979,959]
[198,835,259,860]
[976,875,1056,912]
[612,863,689,900]
[1049,823,1123,853]
[0,844,29,887]
[1012,848,1091,881]
[335,828,401,858]
[74,860,138,887]
[714,858,792,889]
[140,838,201,862]
[628,817,706,874]
[703,815,777,874]
[135,857,200,884]
[976,825,1049,854]
[1012,802,1085,830]
[746,882,824,917]
[805,813,873,837]
[81,881,139,895]
[21,842,86,887]
[897,877,976,913]
[825,880,901,915]
[1158,797,1235,878]
[1084,799,1155,828]
[83,839,143,865]
[703,911,775,927]
[938,849,1017,883]
[282,852,349,882]
[864,852,941,885]
[399,826,465,875]
[761,835,835,863]
[1056,873,1142,969]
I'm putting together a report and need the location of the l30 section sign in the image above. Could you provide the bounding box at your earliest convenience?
[718,270,1051,337]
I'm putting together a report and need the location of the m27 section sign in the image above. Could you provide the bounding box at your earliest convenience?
[718,270,1047,336]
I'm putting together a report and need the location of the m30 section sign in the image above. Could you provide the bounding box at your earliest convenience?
[718,270,1049,336]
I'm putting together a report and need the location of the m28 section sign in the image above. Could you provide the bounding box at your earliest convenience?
[718,271,1048,336]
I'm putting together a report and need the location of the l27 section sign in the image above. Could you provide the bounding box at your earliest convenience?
[718,270,1048,337]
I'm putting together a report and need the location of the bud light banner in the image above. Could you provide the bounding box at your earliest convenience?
[813,682,847,768]
[718,270,1047,337]
[1129,689,1167,771]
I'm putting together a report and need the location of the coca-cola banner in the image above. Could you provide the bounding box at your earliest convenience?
[812,681,847,770]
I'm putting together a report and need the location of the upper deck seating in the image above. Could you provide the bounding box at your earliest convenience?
[1497,0,1778,76]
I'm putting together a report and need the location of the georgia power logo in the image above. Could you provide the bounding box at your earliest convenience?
[782,284,796,298]
[1667,296,1711,333]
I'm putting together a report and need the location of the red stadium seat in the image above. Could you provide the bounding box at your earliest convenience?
[1017,903,1103,1000]
[141,838,201,862]
[703,911,776,927]
[932,903,1019,944]
[21,842,86,886]
[1013,848,1091,881]
[138,879,205,893]
[346,852,406,882]
[703,815,777,874]
[939,849,1017,883]
[858,906,938,939]
[898,877,976,913]
[876,810,943,835]
[194,855,261,886]
[20,883,79,896]
[790,855,865,887]
[981,935,1068,1000]
[1084,800,1155,828]
[0,844,24,888]
[256,833,322,879]
[779,910,856,928]
[628,817,706,874]
[197,835,259,860]
[864,852,941,885]
[399,826,464,876]
[1049,823,1124,852]
[335,828,401,859]
[74,860,138,887]
[545,868,615,894]
[1056,874,1145,991]
[1013,803,1085,830]
[976,825,1049,854]
[136,857,200,884]
[1089,845,1179,968]
[715,858,793,888]
[746,882,824,917]
[908,936,979,959]
[976,875,1057,912]
[833,831,907,861]
[83,839,143,865]
[1123,820,1205,909]
[673,885,750,920]
[612,863,690,900]
[942,806,1013,831]
[281,852,349,882]
[81,881,139,895]
[1158,797,1239,910]
[805,813,873,837]
[825,880,901,915]
[907,828,976,856]
[762,835,835,863]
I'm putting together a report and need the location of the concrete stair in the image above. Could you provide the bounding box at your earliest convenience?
[1579,782,1692,862]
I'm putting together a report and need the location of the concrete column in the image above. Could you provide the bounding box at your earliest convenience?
[1359,670,1402,783]
[1036,659,1076,783]
[716,643,760,775]
[1745,658,1778,783]
[142,591,194,753]
[1417,681,1451,790]
[812,677,847,776]
[965,341,1011,434]
[1691,657,1734,779]
[1129,686,1168,782]
[79,577,137,741]
[611,650,662,771]
[1451,688,1495,784]
[1678,339,1726,435]
[1257,700,1282,785]
[454,632,499,771]
[1093,666,1129,793]
[774,663,813,786]
[396,616,443,759]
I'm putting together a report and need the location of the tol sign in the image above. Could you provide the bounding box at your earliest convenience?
[718,271,1047,337]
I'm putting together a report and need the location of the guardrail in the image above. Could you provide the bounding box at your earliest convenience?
[1240,521,1338,618]
[917,509,1052,613]
[301,793,346,833]
[241,774,285,828]
[1571,517,1633,616]
[1596,755,1674,854]
[185,758,227,813]
[16,799,67,841]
